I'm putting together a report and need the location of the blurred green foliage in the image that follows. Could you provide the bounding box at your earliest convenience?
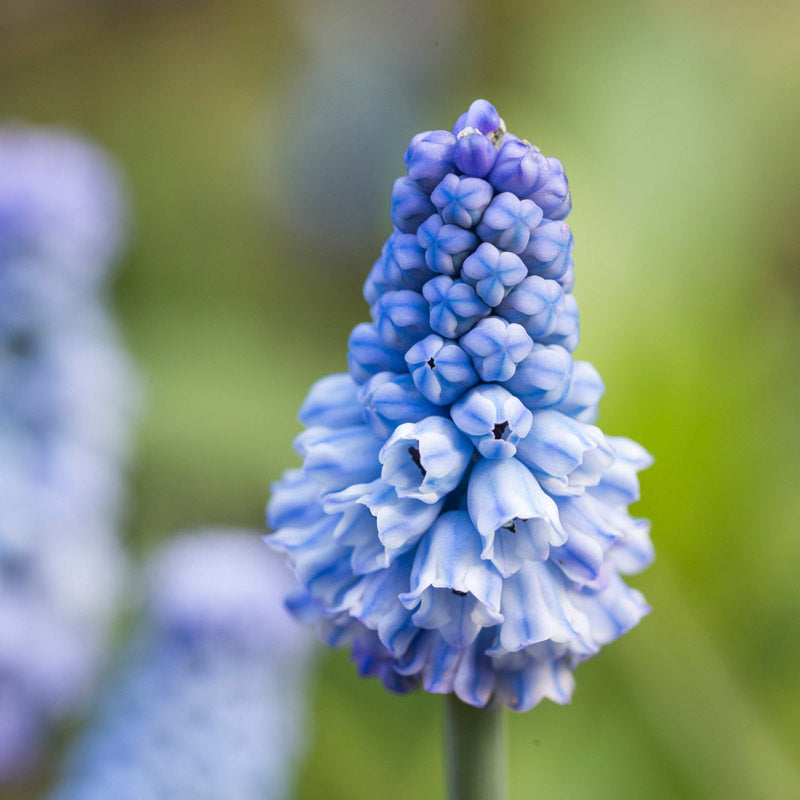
[1,0,799,798]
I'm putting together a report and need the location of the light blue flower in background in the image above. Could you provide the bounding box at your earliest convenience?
[48,530,312,800]
[0,125,139,778]
[267,99,653,711]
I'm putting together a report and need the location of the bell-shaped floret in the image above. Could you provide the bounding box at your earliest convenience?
[496,276,565,338]
[589,436,653,506]
[405,334,479,405]
[551,360,604,422]
[267,514,357,609]
[404,130,455,191]
[293,425,383,493]
[361,480,444,559]
[606,514,655,576]
[449,629,498,708]
[529,156,571,220]
[515,410,615,496]
[337,551,419,658]
[381,234,435,293]
[460,317,532,382]
[492,653,576,711]
[430,174,493,229]
[475,193,543,255]
[321,484,388,576]
[266,468,324,530]
[298,373,364,429]
[359,372,442,439]
[501,344,573,411]
[450,384,532,459]
[416,214,478,276]
[467,457,566,577]
[363,250,396,306]
[487,139,550,197]
[548,493,630,585]
[400,511,504,648]
[539,293,579,352]
[347,323,407,384]
[571,572,650,649]
[390,177,436,234]
[461,242,527,307]
[520,219,573,281]
[453,129,499,178]
[372,290,431,351]
[492,560,590,654]
[379,416,473,504]
[423,275,490,339]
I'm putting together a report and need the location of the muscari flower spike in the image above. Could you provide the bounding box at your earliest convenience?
[267,100,653,711]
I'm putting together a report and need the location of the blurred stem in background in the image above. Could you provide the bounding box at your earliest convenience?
[444,696,507,800]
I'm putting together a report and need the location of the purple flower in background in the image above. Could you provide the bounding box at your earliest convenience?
[0,126,126,332]
[48,530,312,800]
[267,100,653,711]
[0,126,139,778]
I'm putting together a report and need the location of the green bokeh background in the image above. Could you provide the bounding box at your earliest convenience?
[2,1,799,798]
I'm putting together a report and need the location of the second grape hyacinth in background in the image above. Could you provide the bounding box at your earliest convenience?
[267,99,653,711]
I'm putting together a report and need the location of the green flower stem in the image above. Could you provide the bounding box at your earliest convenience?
[443,694,507,800]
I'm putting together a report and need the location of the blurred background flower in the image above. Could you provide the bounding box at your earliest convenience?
[1,0,799,798]
[0,125,138,780]
[48,529,311,800]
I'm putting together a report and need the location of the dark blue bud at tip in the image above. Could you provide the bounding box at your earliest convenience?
[453,100,504,142]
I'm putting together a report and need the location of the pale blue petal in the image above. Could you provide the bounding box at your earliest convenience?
[494,561,589,653]
[590,436,653,506]
[572,573,650,647]
[380,417,473,503]
[406,335,479,406]
[516,410,614,493]
[403,511,503,613]
[494,657,575,711]
[467,457,564,549]
[298,373,363,428]
[362,480,443,557]
[298,425,383,493]
[607,517,655,575]
[266,469,323,530]
[551,359,604,422]
[359,372,442,439]
[453,630,497,708]
[451,384,532,459]
[347,322,407,384]
[502,344,573,410]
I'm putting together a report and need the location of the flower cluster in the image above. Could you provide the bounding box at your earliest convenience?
[267,100,653,711]
[0,126,139,776]
[49,531,312,800]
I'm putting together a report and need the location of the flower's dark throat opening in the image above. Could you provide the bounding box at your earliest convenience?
[427,357,436,369]
[492,421,509,440]
[408,446,427,476]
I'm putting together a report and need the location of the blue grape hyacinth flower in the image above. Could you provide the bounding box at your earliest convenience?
[267,100,653,711]
[49,531,312,800]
